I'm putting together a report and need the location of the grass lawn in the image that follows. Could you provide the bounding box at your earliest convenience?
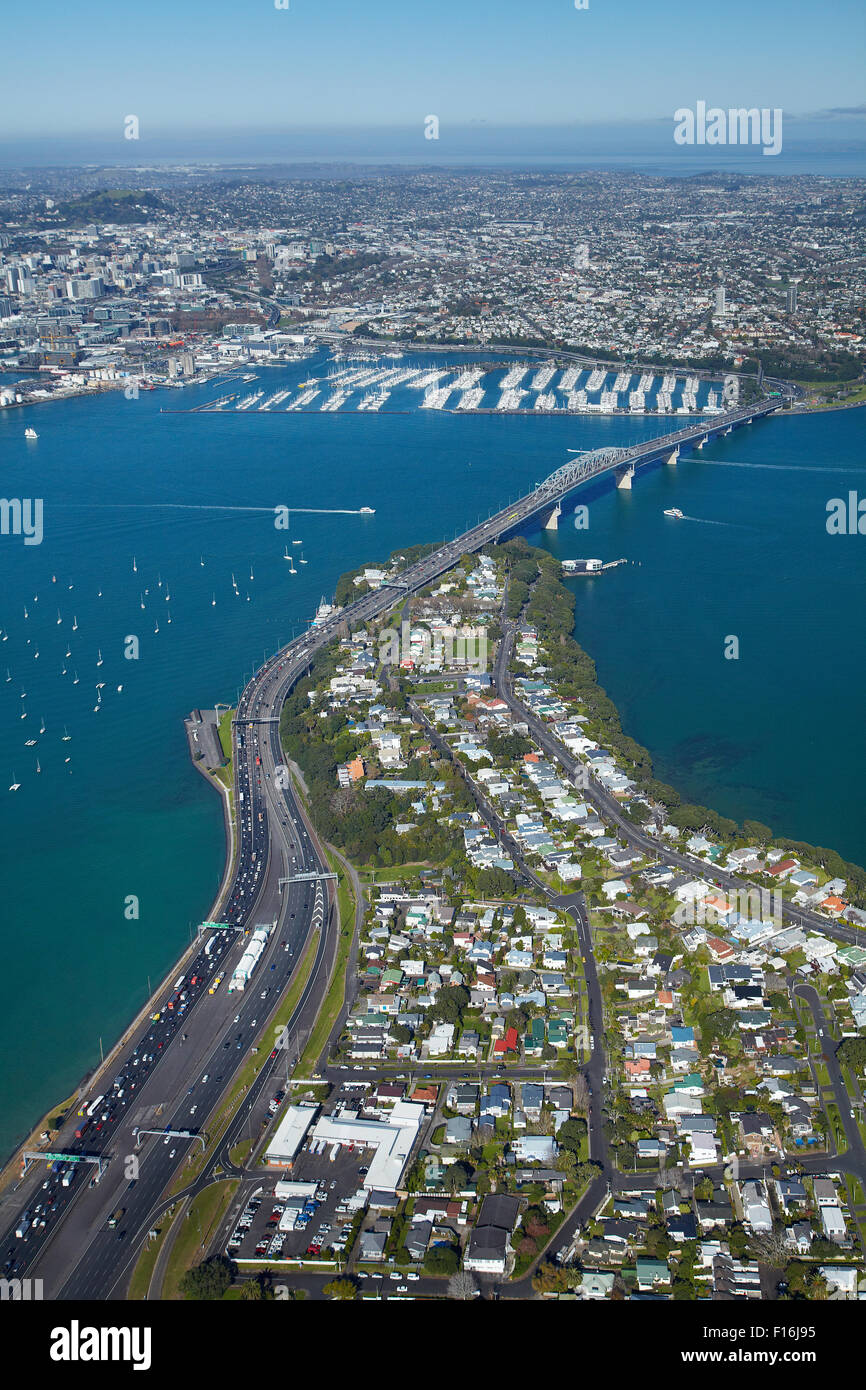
[229,1138,254,1167]
[160,1180,238,1301]
[359,861,431,884]
[804,383,866,409]
[212,708,235,791]
[295,850,357,1075]
[127,1207,180,1300]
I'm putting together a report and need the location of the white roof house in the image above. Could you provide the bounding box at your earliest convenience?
[741,1182,772,1232]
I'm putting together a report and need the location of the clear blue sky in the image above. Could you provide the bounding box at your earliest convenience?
[2,0,863,137]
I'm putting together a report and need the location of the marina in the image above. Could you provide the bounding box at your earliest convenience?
[161,354,728,418]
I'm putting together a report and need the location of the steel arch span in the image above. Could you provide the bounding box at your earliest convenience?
[537,447,628,497]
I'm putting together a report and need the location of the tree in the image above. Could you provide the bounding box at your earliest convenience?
[557,1117,587,1156]
[424,1244,461,1276]
[572,1073,590,1116]
[179,1255,235,1301]
[742,820,773,844]
[240,1274,273,1300]
[556,1150,577,1180]
[431,984,470,1027]
[751,1226,791,1271]
[445,1160,473,1193]
[837,1036,866,1073]
[532,1260,569,1294]
[323,1276,358,1300]
[448,1270,478,1300]
[671,1276,696,1300]
[727,1223,749,1259]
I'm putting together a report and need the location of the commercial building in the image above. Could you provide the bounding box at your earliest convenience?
[264,1103,319,1167]
[306,1100,425,1195]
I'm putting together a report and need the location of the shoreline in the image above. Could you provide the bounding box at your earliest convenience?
[4,344,862,417]
[0,714,239,1186]
[1,389,860,1179]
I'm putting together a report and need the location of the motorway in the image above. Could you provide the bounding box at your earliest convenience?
[0,394,796,1297]
[0,638,336,1298]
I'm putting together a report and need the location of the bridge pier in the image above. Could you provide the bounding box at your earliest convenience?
[615,464,635,490]
[542,501,562,530]
[664,447,679,466]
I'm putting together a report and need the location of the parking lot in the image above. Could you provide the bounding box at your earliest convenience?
[226,1139,373,1264]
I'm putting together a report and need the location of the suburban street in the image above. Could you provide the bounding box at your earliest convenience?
[1,394,845,1302]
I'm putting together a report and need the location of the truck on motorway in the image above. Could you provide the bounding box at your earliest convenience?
[74,1118,90,1140]
[61,1168,74,1188]
[86,1094,105,1119]
[15,1214,30,1238]
[107,1207,125,1229]
[204,937,216,957]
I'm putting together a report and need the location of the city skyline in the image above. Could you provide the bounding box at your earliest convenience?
[1,0,864,145]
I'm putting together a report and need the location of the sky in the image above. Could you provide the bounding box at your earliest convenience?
[1,0,863,144]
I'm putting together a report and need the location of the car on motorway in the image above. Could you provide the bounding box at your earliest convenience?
[169,1149,176,1159]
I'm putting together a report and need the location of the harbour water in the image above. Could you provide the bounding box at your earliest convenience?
[0,351,863,1158]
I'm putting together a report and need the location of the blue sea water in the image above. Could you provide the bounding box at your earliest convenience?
[0,353,863,1157]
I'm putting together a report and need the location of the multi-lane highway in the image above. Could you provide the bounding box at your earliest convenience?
[0,642,334,1297]
[0,395,789,1297]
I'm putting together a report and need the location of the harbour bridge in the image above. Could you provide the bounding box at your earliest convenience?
[516,393,783,532]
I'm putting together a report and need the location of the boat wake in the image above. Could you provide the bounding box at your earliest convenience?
[700,459,864,475]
